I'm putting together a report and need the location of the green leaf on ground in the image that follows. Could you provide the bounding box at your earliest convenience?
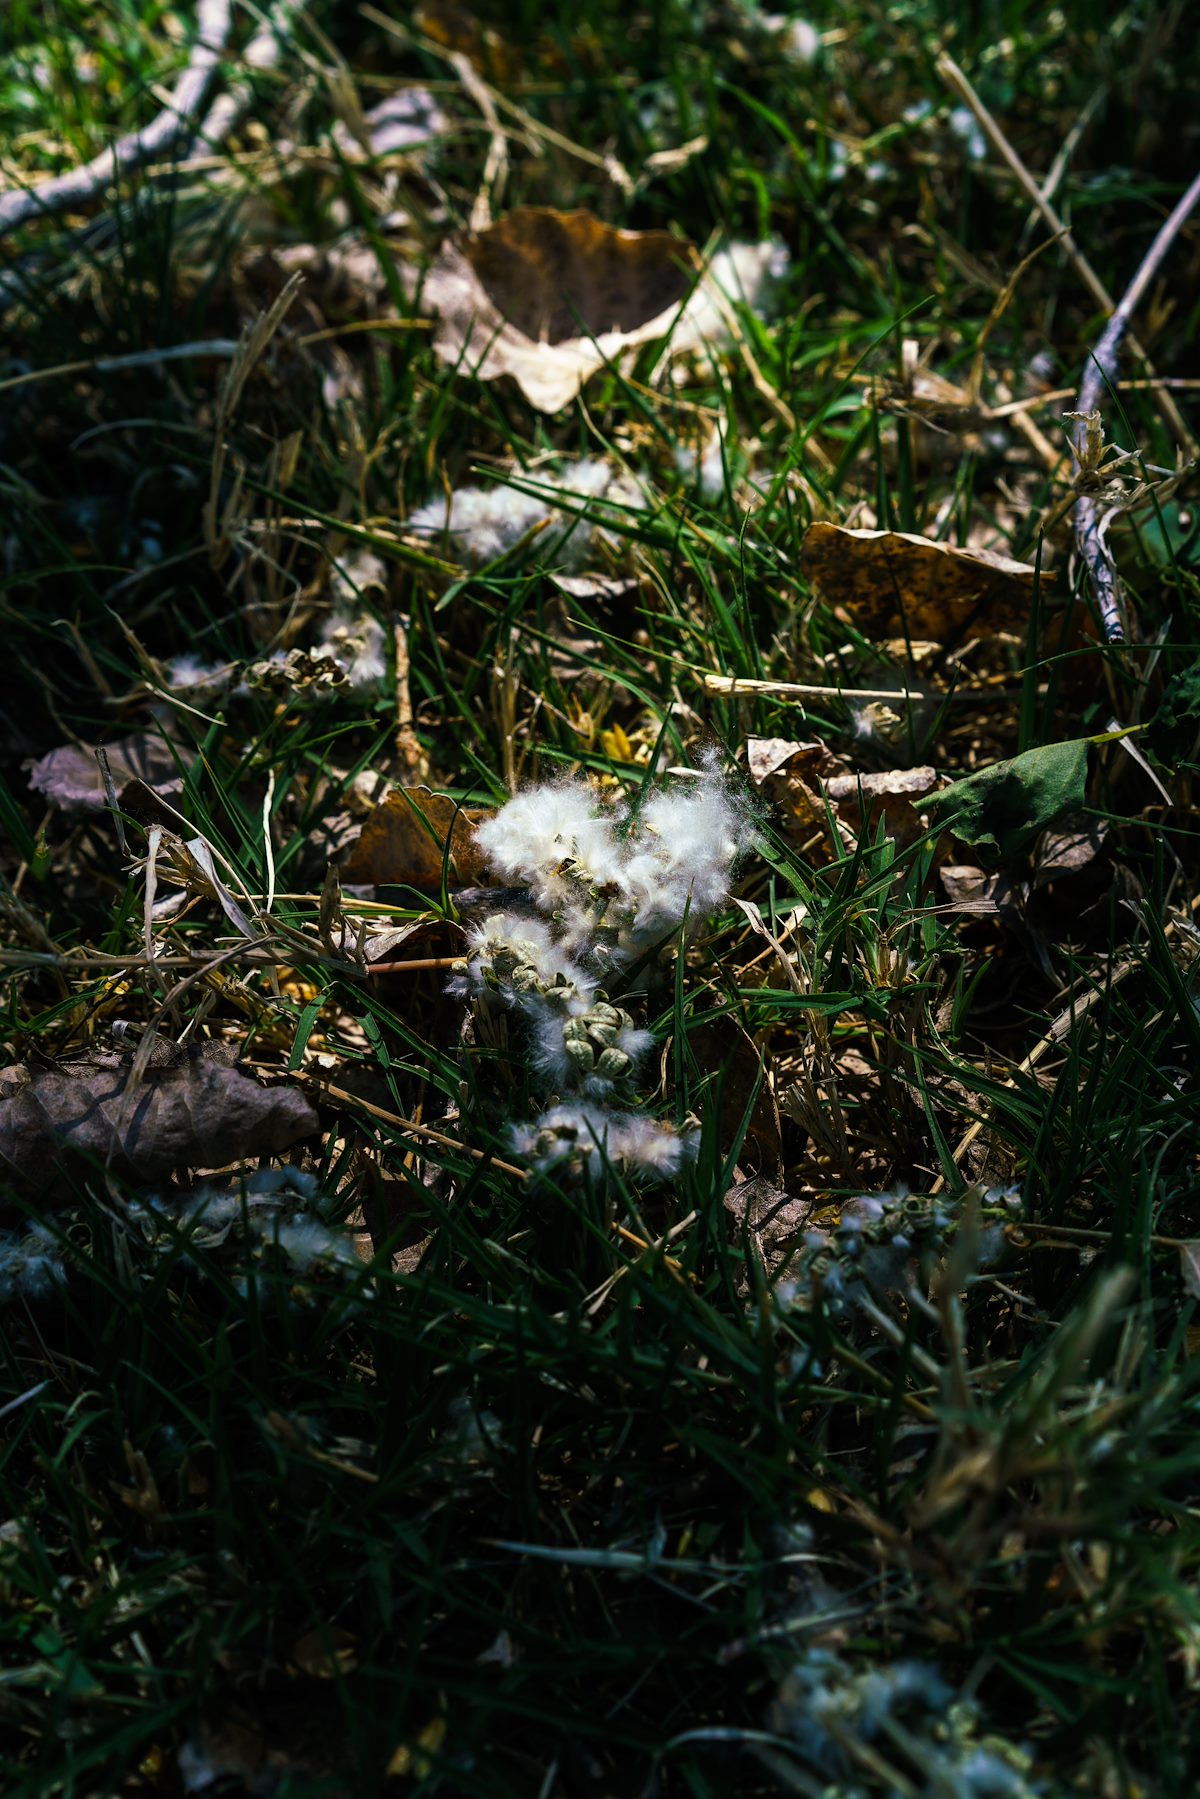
[925,739,1090,860]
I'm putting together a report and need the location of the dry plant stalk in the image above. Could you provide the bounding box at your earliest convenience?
[203,273,305,568]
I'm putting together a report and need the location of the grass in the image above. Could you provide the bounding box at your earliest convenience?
[2,0,1200,1794]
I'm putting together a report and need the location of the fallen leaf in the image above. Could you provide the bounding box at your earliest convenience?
[747,738,848,860]
[423,207,697,411]
[722,1175,813,1295]
[824,765,941,849]
[1030,816,1108,889]
[288,1627,358,1679]
[0,1053,318,1196]
[339,787,493,889]
[925,740,1090,862]
[723,1175,813,1257]
[939,864,1028,917]
[747,736,827,785]
[27,734,183,814]
[747,737,939,859]
[800,521,1046,643]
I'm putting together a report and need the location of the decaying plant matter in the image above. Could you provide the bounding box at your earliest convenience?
[1,5,1199,1796]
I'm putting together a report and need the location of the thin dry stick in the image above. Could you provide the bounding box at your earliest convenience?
[304,1077,530,1180]
[1017,84,1106,251]
[368,957,460,975]
[989,377,1200,421]
[192,2,291,152]
[0,0,234,237]
[701,673,929,703]
[935,53,1195,455]
[1072,166,1200,643]
[0,340,240,397]
[448,50,509,231]
[0,947,437,974]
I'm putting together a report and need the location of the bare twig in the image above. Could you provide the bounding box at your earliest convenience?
[0,340,240,397]
[302,1077,531,1180]
[0,0,234,238]
[0,948,328,974]
[1072,166,1200,642]
[701,673,929,703]
[193,3,292,152]
[935,53,1195,454]
[367,957,460,975]
[448,51,509,231]
[1018,85,1106,250]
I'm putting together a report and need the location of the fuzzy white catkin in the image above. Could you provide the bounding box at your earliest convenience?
[473,786,624,914]
[273,1216,359,1273]
[462,765,749,1183]
[474,762,752,960]
[508,1105,697,1182]
[676,240,790,353]
[0,1226,66,1301]
[620,777,748,948]
[408,458,644,571]
[166,655,234,698]
[452,911,594,1004]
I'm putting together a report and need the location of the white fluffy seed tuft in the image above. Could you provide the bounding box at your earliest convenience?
[408,459,644,571]
[508,1105,697,1183]
[456,763,749,1185]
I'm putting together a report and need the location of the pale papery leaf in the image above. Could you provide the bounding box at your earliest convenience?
[423,211,787,414]
[27,735,184,814]
[423,208,697,412]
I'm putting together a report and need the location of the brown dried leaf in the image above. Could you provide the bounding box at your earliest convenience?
[0,1054,318,1196]
[288,1627,358,1680]
[723,1175,813,1281]
[1031,817,1108,888]
[746,736,832,786]
[801,521,1044,643]
[749,738,943,859]
[747,738,849,863]
[424,207,696,411]
[939,863,1028,921]
[27,735,183,814]
[339,787,492,889]
[824,765,942,849]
